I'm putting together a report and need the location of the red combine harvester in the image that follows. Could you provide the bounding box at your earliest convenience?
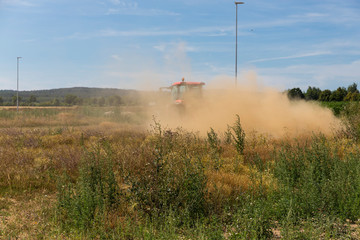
[160,78,205,114]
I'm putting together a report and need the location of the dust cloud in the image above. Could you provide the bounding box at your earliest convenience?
[147,72,341,138]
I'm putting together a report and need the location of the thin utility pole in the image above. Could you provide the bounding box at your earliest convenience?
[17,57,22,112]
[235,2,244,87]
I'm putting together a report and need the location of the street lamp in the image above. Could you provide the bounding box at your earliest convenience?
[235,1,244,87]
[17,57,22,112]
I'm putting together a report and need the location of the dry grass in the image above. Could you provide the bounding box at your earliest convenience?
[0,107,360,239]
[0,192,57,239]
[0,106,146,129]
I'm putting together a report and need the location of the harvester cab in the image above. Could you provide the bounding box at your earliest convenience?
[160,78,205,107]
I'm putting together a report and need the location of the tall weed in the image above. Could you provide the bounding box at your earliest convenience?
[273,135,360,221]
[207,127,223,170]
[56,140,120,231]
[230,114,246,155]
[342,102,360,141]
[126,121,208,221]
[229,197,273,239]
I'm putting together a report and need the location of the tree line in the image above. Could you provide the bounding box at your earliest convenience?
[287,82,359,101]
[0,94,124,107]
[0,87,139,107]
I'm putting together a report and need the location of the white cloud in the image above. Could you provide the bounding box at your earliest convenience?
[111,55,122,61]
[21,38,36,43]
[106,7,178,16]
[58,26,235,40]
[243,5,360,30]
[258,60,360,90]
[202,62,232,74]
[312,39,360,54]
[108,0,137,8]
[2,0,35,7]
[99,42,201,90]
[0,77,13,89]
[289,12,329,21]
[108,0,121,5]
[153,42,197,53]
[249,51,332,63]
[105,0,177,16]
[153,45,166,52]
[291,60,360,79]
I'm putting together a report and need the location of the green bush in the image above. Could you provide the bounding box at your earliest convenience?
[342,102,360,142]
[229,198,273,239]
[207,127,223,170]
[273,135,360,221]
[50,116,360,238]
[126,122,208,221]
[56,140,120,231]
[320,101,347,116]
[230,114,246,155]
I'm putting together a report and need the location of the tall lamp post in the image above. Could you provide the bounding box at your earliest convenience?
[235,1,244,87]
[17,57,22,112]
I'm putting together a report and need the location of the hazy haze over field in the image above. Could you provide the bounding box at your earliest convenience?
[151,72,341,137]
[0,0,359,91]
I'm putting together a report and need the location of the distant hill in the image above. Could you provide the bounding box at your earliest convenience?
[0,87,139,106]
[0,87,136,99]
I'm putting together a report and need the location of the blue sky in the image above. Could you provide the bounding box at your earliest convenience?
[0,0,359,91]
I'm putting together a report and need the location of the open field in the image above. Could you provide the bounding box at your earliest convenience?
[1,104,360,239]
[0,106,147,129]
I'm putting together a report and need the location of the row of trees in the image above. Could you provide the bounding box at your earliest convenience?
[287,83,360,101]
[63,94,123,106]
[0,95,37,106]
[0,94,123,107]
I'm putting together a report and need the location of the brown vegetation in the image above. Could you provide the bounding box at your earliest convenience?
[0,104,359,239]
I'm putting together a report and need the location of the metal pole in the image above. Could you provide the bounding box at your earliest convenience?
[17,57,22,112]
[235,3,238,87]
[235,2,244,87]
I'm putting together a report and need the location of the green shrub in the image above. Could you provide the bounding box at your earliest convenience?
[56,140,120,231]
[224,125,233,145]
[229,197,273,239]
[342,102,360,142]
[48,117,360,238]
[320,101,347,116]
[273,135,360,221]
[207,127,223,170]
[126,121,208,222]
[230,115,246,155]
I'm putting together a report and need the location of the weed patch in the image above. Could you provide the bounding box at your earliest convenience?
[1,108,359,238]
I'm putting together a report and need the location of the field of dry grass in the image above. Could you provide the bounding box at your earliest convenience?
[0,105,360,239]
